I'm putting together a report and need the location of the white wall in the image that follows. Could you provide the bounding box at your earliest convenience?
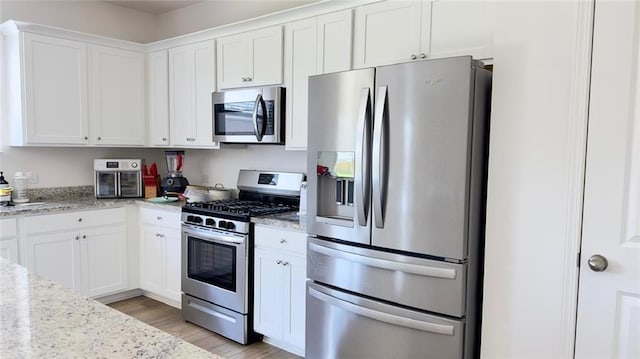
[156,0,317,40]
[0,0,158,43]
[481,1,590,357]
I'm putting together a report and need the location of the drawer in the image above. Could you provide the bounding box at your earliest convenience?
[254,225,306,255]
[139,207,181,229]
[0,218,17,238]
[24,207,126,235]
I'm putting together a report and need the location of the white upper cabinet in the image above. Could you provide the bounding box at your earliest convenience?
[429,0,495,60]
[19,32,90,145]
[353,0,494,69]
[147,50,170,146]
[2,24,147,147]
[317,9,353,75]
[353,1,428,68]
[89,45,145,146]
[217,25,283,89]
[284,9,353,151]
[169,40,219,148]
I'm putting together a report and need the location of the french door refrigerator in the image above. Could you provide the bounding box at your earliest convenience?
[306,56,492,359]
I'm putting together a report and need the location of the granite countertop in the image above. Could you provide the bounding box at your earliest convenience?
[2,185,305,232]
[0,258,220,358]
[251,212,307,232]
[0,186,185,217]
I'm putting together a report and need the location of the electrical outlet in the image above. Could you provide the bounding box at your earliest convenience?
[201,174,210,184]
[27,173,38,184]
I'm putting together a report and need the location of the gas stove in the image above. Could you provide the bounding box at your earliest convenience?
[181,170,304,234]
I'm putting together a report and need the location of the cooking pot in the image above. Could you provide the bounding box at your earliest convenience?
[208,183,231,201]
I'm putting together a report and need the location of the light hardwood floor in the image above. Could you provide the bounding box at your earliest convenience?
[108,296,301,359]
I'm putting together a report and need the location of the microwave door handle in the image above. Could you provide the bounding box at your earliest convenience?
[252,93,267,142]
[355,88,372,226]
[372,85,388,228]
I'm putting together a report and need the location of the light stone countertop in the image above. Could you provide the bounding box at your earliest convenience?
[0,258,221,359]
[251,212,307,232]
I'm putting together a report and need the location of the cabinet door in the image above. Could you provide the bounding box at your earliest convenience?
[169,40,218,148]
[22,33,89,145]
[353,1,428,68]
[250,25,284,87]
[0,238,18,263]
[163,228,182,303]
[429,0,495,60]
[254,247,285,338]
[317,9,353,74]
[23,231,82,292]
[82,224,127,297]
[283,254,307,353]
[217,32,251,89]
[147,50,170,146]
[139,225,164,295]
[89,45,145,145]
[284,18,318,151]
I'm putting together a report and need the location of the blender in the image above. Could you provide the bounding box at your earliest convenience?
[160,151,189,196]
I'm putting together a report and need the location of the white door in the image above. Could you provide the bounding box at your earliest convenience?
[83,225,127,298]
[139,225,164,295]
[575,1,640,357]
[23,232,82,293]
[163,229,183,303]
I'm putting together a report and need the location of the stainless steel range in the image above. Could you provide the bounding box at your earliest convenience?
[181,170,304,344]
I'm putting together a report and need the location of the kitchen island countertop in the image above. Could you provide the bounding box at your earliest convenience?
[0,258,220,358]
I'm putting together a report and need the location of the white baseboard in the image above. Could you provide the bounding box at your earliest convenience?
[95,289,143,304]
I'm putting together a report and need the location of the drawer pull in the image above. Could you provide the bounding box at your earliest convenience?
[82,235,86,239]
[157,216,163,220]
[78,218,82,222]
[277,260,283,265]
[280,239,287,244]
[75,236,80,240]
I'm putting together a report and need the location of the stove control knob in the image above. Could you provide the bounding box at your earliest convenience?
[205,218,215,227]
[225,222,236,230]
[193,216,203,224]
[186,215,196,222]
[218,220,227,229]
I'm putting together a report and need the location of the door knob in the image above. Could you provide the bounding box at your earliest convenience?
[588,254,608,272]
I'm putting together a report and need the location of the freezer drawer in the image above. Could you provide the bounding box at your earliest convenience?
[307,237,467,317]
[306,282,464,359]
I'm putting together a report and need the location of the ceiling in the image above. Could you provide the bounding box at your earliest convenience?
[103,1,205,15]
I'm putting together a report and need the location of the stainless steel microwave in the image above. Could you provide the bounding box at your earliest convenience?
[212,86,284,144]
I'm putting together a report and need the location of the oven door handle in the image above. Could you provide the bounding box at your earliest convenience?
[182,225,245,245]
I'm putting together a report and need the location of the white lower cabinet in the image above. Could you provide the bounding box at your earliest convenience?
[254,225,307,356]
[138,207,182,306]
[0,218,18,263]
[21,208,127,298]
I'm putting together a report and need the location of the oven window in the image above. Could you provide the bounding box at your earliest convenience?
[187,236,236,292]
[96,172,117,197]
[119,171,140,197]
[214,101,275,136]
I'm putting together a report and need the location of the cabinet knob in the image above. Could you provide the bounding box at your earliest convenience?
[162,137,167,141]
[78,218,82,222]
[246,77,252,82]
[410,54,417,60]
[420,53,426,59]
[82,235,86,239]
[75,236,80,240]
[84,136,88,140]
[280,239,286,244]
[282,261,289,266]
[97,137,102,141]
[157,216,163,220]
[277,260,283,265]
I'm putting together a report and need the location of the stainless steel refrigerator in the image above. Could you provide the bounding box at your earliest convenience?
[305,56,492,359]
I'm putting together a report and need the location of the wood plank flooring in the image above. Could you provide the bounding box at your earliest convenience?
[108,296,300,359]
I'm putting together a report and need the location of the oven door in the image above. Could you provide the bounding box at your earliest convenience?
[181,224,248,313]
[212,87,283,144]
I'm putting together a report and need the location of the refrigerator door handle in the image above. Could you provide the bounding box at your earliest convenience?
[252,93,267,141]
[308,287,455,336]
[355,88,372,226]
[372,85,388,228]
[309,242,457,279]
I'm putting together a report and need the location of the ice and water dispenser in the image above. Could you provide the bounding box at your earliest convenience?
[316,151,356,221]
